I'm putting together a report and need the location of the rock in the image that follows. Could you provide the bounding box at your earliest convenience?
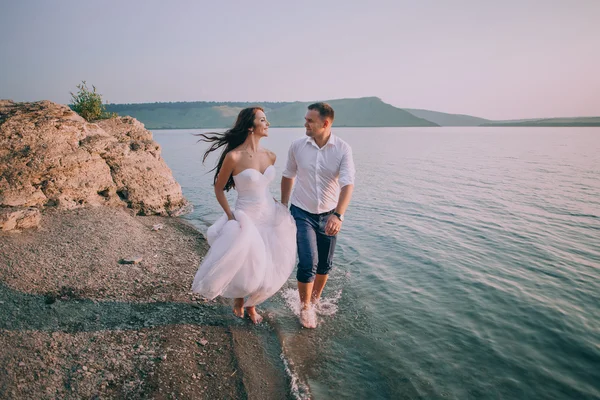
[0,206,41,230]
[151,223,164,231]
[0,100,190,230]
[0,101,116,210]
[119,256,143,264]
[199,338,209,346]
[95,117,189,216]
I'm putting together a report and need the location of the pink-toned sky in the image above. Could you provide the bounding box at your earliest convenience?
[1,0,598,120]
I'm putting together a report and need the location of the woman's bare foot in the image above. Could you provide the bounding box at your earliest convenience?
[246,306,263,324]
[233,298,244,318]
[246,306,262,324]
[299,305,317,328]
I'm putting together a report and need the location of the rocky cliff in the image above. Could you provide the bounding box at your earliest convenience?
[0,100,189,230]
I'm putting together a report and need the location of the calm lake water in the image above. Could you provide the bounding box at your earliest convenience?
[154,127,600,400]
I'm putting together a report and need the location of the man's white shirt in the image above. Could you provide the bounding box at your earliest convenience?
[282,134,355,214]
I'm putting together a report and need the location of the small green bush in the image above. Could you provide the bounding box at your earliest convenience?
[69,81,116,121]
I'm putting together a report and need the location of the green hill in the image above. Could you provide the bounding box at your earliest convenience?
[104,99,600,128]
[105,97,438,129]
[104,101,290,129]
[404,108,491,126]
[481,117,600,127]
[266,97,437,127]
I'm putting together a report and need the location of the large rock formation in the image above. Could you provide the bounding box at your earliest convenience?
[0,100,189,230]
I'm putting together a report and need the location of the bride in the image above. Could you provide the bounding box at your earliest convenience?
[191,107,297,324]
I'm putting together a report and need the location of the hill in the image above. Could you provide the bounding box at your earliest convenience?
[105,97,438,129]
[104,99,600,128]
[403,108,491,126]
[481,117,600,127]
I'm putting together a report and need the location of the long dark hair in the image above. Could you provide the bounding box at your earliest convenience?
[196,107,263,191]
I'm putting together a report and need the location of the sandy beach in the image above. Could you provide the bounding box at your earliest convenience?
[0,206,290,399]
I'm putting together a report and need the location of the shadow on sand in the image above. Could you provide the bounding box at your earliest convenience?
[0,282,230,333]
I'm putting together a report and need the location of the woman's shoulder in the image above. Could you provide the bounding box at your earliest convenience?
[224,149,243,163]
[263,148,276,162]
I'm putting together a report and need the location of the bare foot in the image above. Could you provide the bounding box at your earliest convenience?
[311,297,320,313]
[233,298,244,318]
[246,306,263,324]
[300,306,317,329]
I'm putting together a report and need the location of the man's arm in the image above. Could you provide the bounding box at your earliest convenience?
[281,142,298,206]
[336,144,355,215]
[325,144,355,236]
[281,176,294,206]
[335,184,354,216]
[325,184,353,236]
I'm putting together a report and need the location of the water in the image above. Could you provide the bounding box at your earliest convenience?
[153,127,600,400]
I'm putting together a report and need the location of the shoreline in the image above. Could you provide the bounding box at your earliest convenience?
[0,206,291,399]
[149,125,600,131]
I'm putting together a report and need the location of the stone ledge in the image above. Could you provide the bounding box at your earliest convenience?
[0,206,41,231]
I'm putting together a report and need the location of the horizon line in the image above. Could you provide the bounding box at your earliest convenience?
[2,97,599,121]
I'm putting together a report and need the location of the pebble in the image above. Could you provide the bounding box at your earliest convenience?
[120,256,143,264]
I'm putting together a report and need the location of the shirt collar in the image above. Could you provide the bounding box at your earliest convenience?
[305,133,337,148]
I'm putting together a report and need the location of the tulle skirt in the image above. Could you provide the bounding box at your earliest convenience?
[191,201,297,306]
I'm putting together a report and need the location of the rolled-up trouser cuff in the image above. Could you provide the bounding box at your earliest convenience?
[296,267,316,283]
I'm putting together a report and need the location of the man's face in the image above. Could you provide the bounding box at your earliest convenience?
[304,109,327,138]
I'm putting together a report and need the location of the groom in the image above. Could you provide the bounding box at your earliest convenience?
[281,102,355,328]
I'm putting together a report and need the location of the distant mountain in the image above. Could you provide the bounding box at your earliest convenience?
[481,117,600,127]
[104,101,290,129]
[267,97,437,127]
[105,97,437,129]
[105,99,600,128]
[404,110,600,127]
[403,108,491,126]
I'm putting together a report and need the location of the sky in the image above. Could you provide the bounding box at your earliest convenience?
[1,0,598,120]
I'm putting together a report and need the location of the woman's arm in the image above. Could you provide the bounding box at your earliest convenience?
[214,152,237,220]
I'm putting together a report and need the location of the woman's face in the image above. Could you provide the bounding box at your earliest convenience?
[252,110,270,137]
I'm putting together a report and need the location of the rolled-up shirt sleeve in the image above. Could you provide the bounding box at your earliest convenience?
[338,145,355,187]
[282,142,298,179]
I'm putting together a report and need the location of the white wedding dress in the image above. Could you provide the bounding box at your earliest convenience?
[191,165,297,306]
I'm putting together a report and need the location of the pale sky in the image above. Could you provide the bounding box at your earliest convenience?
[1,0,598,120]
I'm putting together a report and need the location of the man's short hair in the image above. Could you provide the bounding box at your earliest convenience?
[307,102,335,121]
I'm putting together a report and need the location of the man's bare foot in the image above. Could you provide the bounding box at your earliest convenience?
[233,298,244,318]
[300,305,317,328]
[311,297,320,312]
[246,306,263,324]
